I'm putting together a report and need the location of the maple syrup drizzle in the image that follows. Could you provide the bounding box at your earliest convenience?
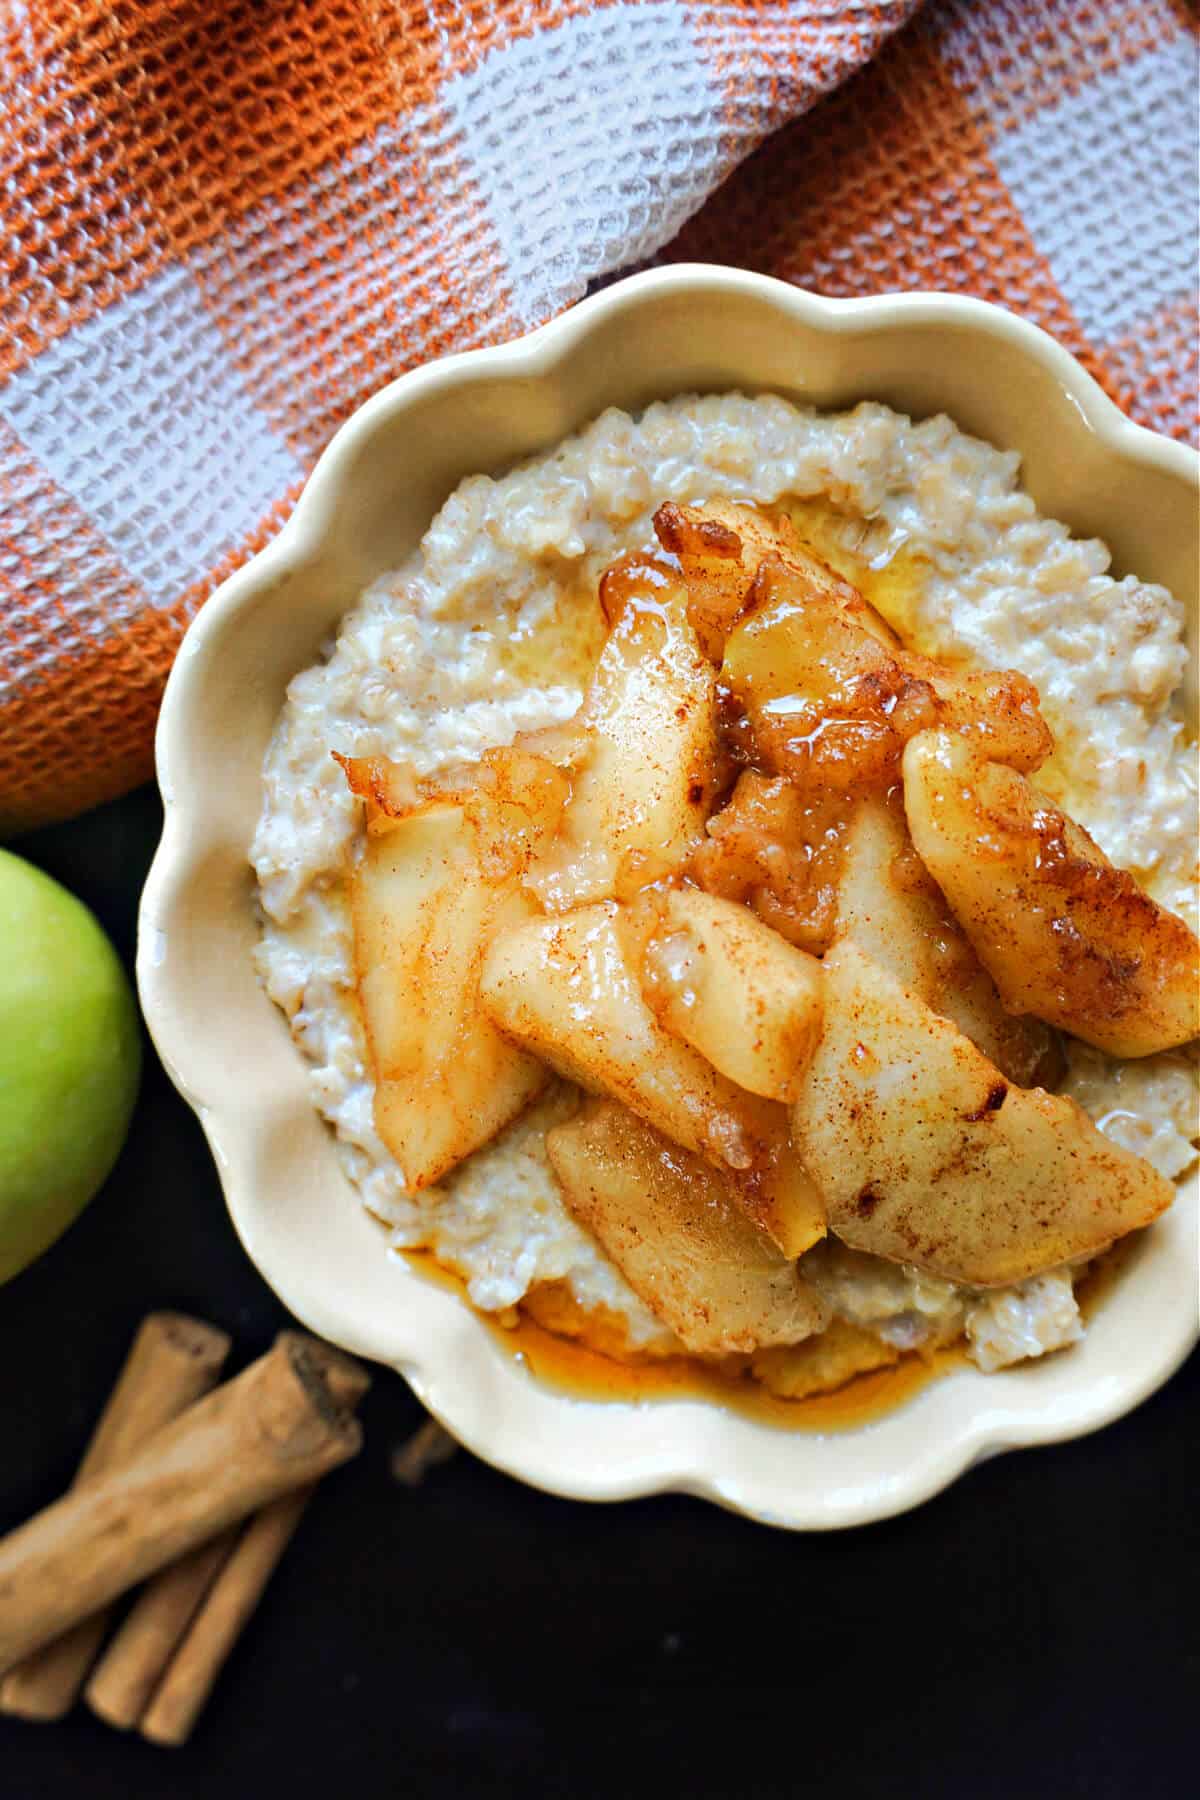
[401,1238,1142,1434]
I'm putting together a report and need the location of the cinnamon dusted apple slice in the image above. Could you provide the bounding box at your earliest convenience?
[525,554,724,913]
[791,939,1174,1287]
[546,1101,829,1355]
[480,902,826,1256]
[341,749,568,1190]
[834,790,1061,1087]
[903,730,1200,1057]
[723,554,1052,791]
[657,503,1051,779]
[337,744,569,870]
[635,887,824,1103]
[335,753,421,830]
[652,500,848,659]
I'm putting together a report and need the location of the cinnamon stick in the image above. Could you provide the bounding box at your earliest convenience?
[84,1331,370,1731]
[139,1486,315,1747]
[276,1331,372,1414]
[83,1531,238,1730]
[389,1417,457,1488]
[0,1333,362,1673]
[0,1313,230,1721]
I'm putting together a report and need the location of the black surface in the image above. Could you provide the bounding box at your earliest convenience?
[1,787,1195,1800]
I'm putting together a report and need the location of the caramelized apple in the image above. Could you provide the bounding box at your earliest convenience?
[691,769,850,953]
[658,503,1051,783]
[480,902,826,1256]
[835,790,1061,1087]
[525,555,725,912]
[334,752,421,829]
[792,939,1174,1286]
[547,1101,829,1354]
[347,793,549,1191]
[340,491,1183,1373]
[636,886,824,1102]
[722,554,1051,793]
[903,730,1200,1057]
[337,744,569,870]
[652,500,858,659]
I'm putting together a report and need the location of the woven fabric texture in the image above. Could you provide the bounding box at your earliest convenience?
[1,0,1196,831]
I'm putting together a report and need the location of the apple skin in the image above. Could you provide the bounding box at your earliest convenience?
[0,849,142,1285]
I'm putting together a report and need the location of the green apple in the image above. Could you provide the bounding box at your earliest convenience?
[0,849,141,1284]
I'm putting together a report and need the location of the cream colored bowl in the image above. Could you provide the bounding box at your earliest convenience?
[138,267,1199,1529]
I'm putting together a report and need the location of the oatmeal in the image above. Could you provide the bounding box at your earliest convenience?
[251,394,1198,1380]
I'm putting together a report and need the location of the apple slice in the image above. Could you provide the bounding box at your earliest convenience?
[526,554,723,913]
[690,769,851,954]
[334,753,420,830]
[658,504,1053,785]
[835,791,1061,1087]
[791,938,1174,1287]
[546,1101,829,1354]
[337,745,569,873]
[636,886,823,1102]
[722,555,1051,791]
[652,500,857,659]
[480,902,826,1256]
[903,730,1200,1057]
[344,751,567,1190]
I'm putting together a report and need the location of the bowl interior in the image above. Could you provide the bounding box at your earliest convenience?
[144,272,1199,1527]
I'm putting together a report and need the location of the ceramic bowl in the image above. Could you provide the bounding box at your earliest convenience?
[137,266,1198,1529]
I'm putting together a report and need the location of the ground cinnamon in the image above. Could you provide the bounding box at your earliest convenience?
[0,1333,362,1673]
[0,1312,230,1722]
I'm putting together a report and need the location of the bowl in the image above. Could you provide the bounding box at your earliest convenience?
[137,266,1198,1529]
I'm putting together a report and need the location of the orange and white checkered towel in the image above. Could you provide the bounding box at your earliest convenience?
[1,0,1196,832]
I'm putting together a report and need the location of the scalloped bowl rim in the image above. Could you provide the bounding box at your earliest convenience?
[138,266,1199,1530]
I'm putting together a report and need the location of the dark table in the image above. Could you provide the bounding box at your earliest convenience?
[2,787,1195,1800]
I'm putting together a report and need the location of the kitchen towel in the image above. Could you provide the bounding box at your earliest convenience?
[1,0,1196,830]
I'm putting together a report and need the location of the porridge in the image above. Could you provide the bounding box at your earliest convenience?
[250,395,1199,1393]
